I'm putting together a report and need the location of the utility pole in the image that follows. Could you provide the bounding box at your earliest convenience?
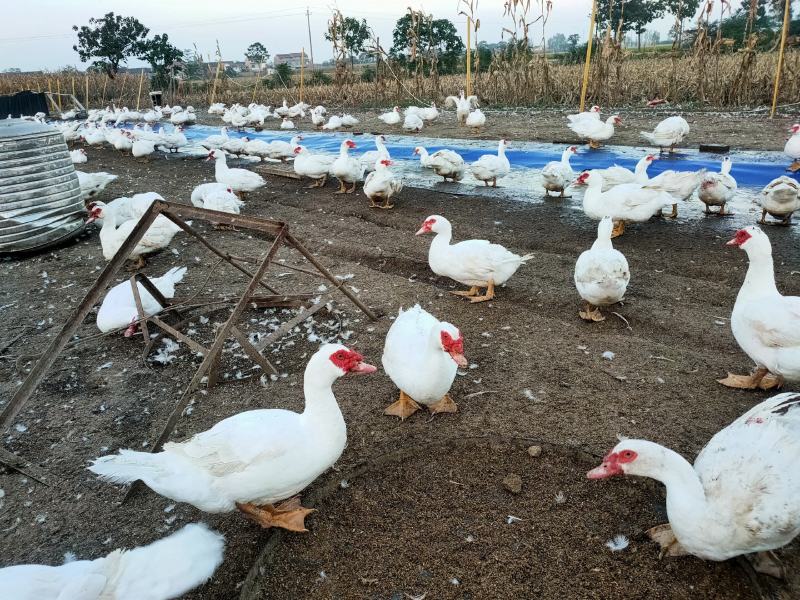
[306,7,315,68]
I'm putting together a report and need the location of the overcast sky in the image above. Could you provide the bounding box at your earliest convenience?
[2,0,689,72]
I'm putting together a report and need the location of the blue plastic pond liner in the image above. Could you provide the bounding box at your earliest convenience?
[169,123,798,189]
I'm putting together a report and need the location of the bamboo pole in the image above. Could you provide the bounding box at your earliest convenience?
[579,0,597,112]
[71,77,75,101]
[56,78,62,109]
[300,48,305,104]
[210,59,222,105]
[101,76,108,105]
[136,69,145,111]
[466,16,472,98]
[251,73,260,103]
[85,75,89,109]
[117,74,128,106]
[770,0,791,118]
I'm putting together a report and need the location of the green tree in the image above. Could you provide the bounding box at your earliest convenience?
[182,49,205,80]
[547,33,569,52]
[325,17,370,67]
[390,14,465,74]
[245,42,269,67]
[596,0,664,48]
[137,34,183,87]
[72,12,149,78]
[272,62,294,88]
[661,0,702,45]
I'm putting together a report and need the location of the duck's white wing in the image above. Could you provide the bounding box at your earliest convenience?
[694,393,800,543]
[449,239,519,280]
[738,295,800,349]
[171,409,298,476]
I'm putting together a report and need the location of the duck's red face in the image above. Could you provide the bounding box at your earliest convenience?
[329,348,377,375]
[575,171,590,185]
[591,105,600,112]
[727,228,752,247]
[645,154,656,162]
[380,159,392,167]
[613,116,622,125]
[346,140,356,149]
[791,124,800,134]
[85,205,103,224]
[415,217,437,235]
[569,146,577,153]
[205,151,215,161]
[293,146,302,154]
[587,449,638,479]
[440,330,467,366]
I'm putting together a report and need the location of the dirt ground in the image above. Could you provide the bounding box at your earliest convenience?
[1,142,799,600]
[197,106,799,153]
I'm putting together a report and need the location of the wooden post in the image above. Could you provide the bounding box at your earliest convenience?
[466,16,472,98]
[71,77,75,101]
[85,75,89,109]
[770,0,791,118]
[101,76,108,105]
[210,59,222,105]
[136,69,145,111]
[56,79,62,110]
[117,74,128,106]
[300,48,305,104]
[579,0,598,112]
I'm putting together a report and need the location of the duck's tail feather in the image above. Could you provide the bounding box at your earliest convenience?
[88,449,165,485]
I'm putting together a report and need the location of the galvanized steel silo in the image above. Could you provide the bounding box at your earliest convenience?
[0,119,85,253]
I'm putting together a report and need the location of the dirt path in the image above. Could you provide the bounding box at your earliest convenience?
[1,147,798,599]
[197,106,799,153]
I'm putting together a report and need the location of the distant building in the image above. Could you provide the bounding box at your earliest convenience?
[244,58,269,72]
[274,53,305,69]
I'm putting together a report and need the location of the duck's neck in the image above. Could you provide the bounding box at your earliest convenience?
[721,161,731,176]
[430,225,453,256]
[645,446,709,533]
[302,377,346,436]
[497,143,506,158]
[634,159,650,177]
[560,150,572,166]
[582,179,604,211]
[737,247,778,304]
[418,148,429,161]
[339,144,349,158]
[215,155,228,174]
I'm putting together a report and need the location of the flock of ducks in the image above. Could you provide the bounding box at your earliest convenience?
[3,99,800,599]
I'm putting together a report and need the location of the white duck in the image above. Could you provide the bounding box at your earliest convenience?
[757,176,800,225]
[280,117,295,130]
[70,149,87,164]
[201,127,230,150]
[293,146,335,187]
[416,214,532,302]
[311,108,325,128]
[96,192,162,224]
[402,112,423,132]
[640,115,690,152]
[191,186,244,226]
[263,135,303,161]
[785,123,800,172]
[206,149,266,196]
[132,137,156,160]
[159,126,187,153]
[330,139,363,193]
[719,226,800,390]
[541,145,578,197]
[97,266,187,334]
[274,99,290,117]
[588,392,800,577]
[465,108,486,130]
[379,106,402,125]
[569,115,621,148]
[382,305,468,419]
[566,105,601,124]
[698,157,737,216]
[90,345,375,531]
[413,147,465,182]
[444,90,479,124]
[591,154,656,191]
[221,136,249,157]
[574,217,630,321]
[469,139,510,187]
[76,171,118,200]
[208,102,226,115]
[419,103,439,121]
[363,159,403,209]
[576,171,675,237]
[341,114,359,127]
[85,202,187,269]
[644,168,706,218]
[359,135,390,173]
[322,115,343,131]
[0,523,225,600]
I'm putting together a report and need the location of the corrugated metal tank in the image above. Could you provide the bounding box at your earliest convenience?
[0,119,85,253]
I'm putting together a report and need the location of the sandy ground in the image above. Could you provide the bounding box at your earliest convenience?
[1,144,799,599]
[196,106,799,153]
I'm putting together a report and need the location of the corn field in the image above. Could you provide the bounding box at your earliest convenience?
[0,49,798,112]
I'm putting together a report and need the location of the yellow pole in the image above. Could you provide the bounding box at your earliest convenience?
[579,0,597,112]
[210,60,222,104]
[466,16,472,98]
[85,75,89,109]
[71,77,75,100]
[300,48,305,104]
[251,74,259,103]
[56,78,62,109]
[47,79,52,111]
[770,0,791,118]
[136,69,145,111]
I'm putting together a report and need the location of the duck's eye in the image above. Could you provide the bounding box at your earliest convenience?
[622,451,633,458]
